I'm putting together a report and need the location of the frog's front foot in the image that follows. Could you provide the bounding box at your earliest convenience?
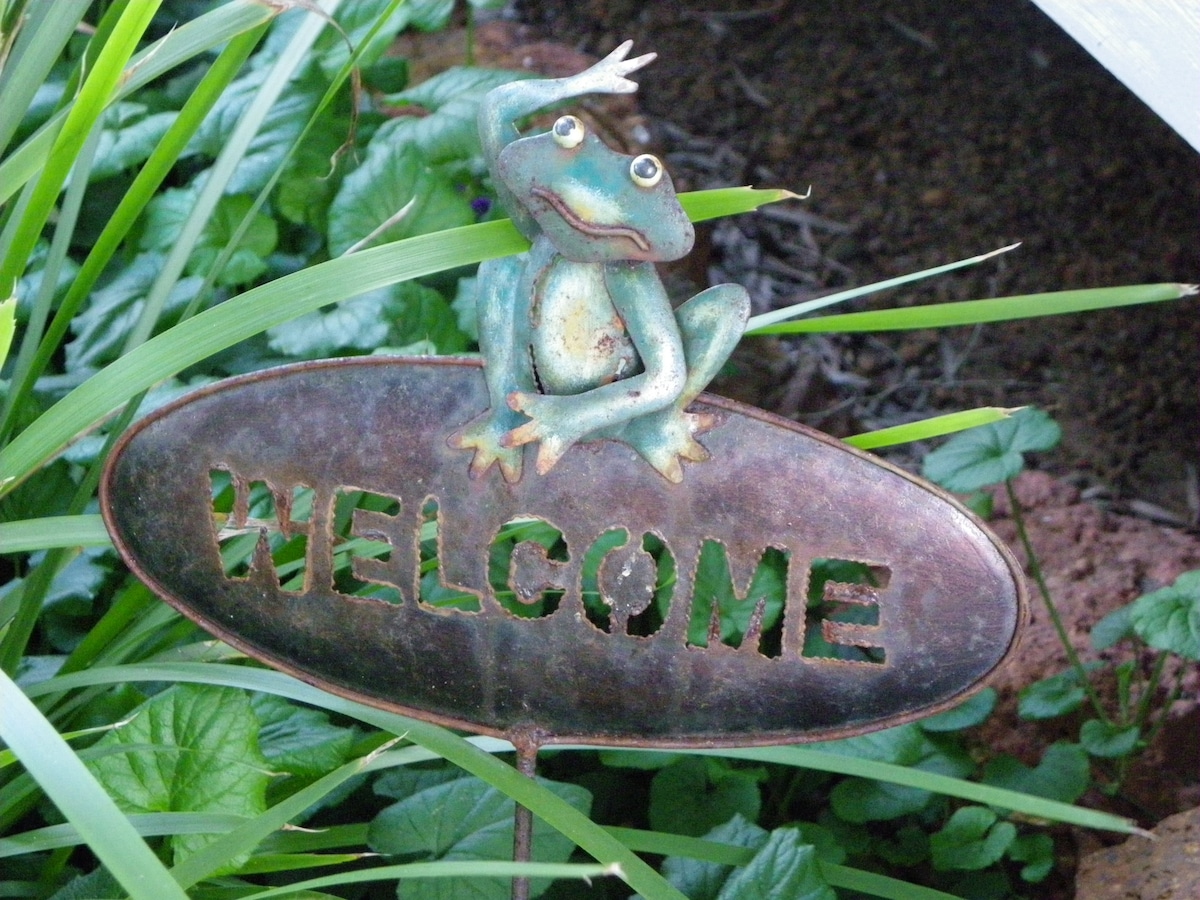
[503,391,594,475]
[449,413,526,483]
[616,407,716,484]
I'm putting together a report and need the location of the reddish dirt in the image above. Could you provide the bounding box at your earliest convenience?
[980,472,1200,826]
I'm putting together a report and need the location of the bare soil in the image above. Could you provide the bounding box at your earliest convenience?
[514,0,1200,524]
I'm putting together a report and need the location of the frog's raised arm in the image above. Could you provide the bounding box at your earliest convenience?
[478,40,656,240]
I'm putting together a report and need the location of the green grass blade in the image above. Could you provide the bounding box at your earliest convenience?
[845,407,1018,450]
[0,812,247,857]
[0,669,188,900]
[0,115,100,443]
[822,863,962,900]
[28,663,687,900]
[0,718,135,772]
[242,861,621,899]
[745,243,1021,332]
[0,0,91,155]
[0,1,280,208]
[604,826,754,865]
[690,746,1144,835]
[0,515,111,552]
[679,187,799,223]
[0,295,13,369]
[0,220,526,494]
[178,0,400,323]
[751,283,1198,334]
[257,822,370,854]
[603,827,960,900]
[1,23,267,437]
[0,0,162,295]
[168,745,431,889]
[233,852,369,875]
[124,6,328,353]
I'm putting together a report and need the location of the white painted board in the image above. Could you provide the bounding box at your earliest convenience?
[1031,0,1200,152]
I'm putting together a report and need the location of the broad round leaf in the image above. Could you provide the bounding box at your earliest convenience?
[1017,670,1087,720]
[922,407,1061,492]
[929,806,1017,871]
[981,742,1089,803]
[1129,570,1200,660]
[1079,719,1141,759]
[715,829,834,900]
[919,688,997,732]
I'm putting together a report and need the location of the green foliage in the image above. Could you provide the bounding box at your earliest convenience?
[919,689,996,733]
[369,775,591,899]
[1007,833,1055,883]
[1129,570,1200,659]
[924,403,1195,800]
[251,691,357,778]
[1079,720,1141,759]
[86,684,270,869]
[1090,605,1134,650]
[921,406,1061,492]
[1,2,1188,899]
[929,807,1016,871]
[1018,668,1089,720]
[981,743,1090,804]
[0,297,15,369]
[650,757,763,837]
[715,829,834,900]
[661,816,835,900]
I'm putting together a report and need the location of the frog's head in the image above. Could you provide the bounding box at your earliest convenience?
[497,115,694,263]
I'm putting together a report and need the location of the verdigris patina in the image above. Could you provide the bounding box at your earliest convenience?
[452,41,750,483]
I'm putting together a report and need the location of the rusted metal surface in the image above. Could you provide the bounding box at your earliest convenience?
[101,356,1026,747]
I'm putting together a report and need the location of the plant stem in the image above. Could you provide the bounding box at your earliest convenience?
[1140,659,1185,750]
[1132,652,1169,731]
[1004,478,1111,724]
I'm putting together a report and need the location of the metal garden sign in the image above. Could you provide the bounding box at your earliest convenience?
[101,43,1025,899]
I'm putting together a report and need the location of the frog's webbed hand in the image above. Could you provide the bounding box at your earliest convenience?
[451,414,525,483]
[561,40,657,97]
[502,393,593,476]
[616,410,715,484]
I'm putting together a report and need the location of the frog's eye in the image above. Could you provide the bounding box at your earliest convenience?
[551,115,585,149]
[629,154,664,188]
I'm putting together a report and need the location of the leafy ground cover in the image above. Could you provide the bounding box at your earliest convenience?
[1,3,1196,899]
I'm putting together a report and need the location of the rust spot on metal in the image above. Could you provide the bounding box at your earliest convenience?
[101,356,1026,747]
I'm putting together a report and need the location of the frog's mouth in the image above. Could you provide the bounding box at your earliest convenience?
[530,186,651,253]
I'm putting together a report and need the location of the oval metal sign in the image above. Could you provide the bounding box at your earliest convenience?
[101,357,1025,747]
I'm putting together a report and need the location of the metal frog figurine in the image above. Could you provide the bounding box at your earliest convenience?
[451,41,750,484]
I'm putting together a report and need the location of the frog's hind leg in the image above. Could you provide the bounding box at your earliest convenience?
[674,283,751,407]
[611,283,749,482]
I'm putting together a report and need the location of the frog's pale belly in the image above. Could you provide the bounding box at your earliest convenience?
[530,258,639,394]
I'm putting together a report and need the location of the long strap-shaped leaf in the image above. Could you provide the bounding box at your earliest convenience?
[0,187,783,495]
[0,2,279,209]
[748,283,1196,334]
[0,1,163,294]
[29,663,690,900]
[0,669,188,900]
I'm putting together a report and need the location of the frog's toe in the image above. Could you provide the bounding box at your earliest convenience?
[506,390,540,415]
[622,409,712,482]
[640,438,703,483]
[533,437,571,475]
[472,445,523,483]
[450,417,524,483]
[501,420,541,449]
